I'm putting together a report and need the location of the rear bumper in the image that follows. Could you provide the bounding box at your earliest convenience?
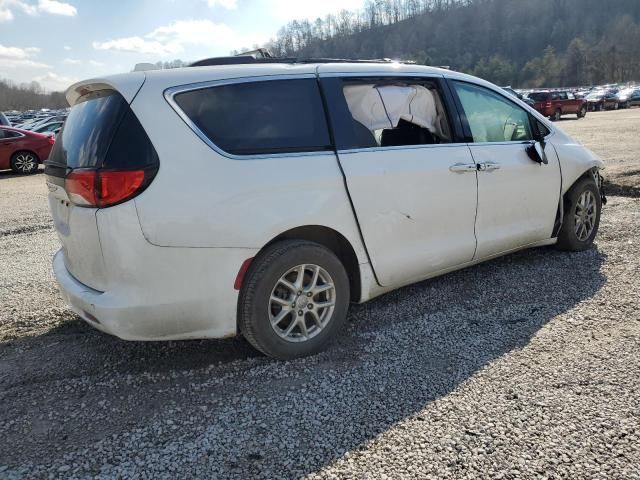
[53,249,112,334]
[36,144,53,163]
[52,200,259,341]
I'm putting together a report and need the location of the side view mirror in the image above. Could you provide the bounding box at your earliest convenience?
[526,140,548,165]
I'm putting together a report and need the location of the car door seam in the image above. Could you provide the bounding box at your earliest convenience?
[467,144,480,260]
[315,70,383,287]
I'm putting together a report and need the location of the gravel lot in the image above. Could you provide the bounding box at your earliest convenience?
[0,110,639,479]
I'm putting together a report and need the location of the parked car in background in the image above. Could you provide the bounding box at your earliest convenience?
[20,115,67,131]
[527,90,587,120]
[32,121,64,136]
[47,61,605,359]
[616,88,640,108]
[0,126,55,174]
[0,112,10,126]
[586,91,620,111]
[502,86,535,107]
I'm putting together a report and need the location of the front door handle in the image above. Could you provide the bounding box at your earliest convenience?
[478,162,501,172]
[449,163,477,173]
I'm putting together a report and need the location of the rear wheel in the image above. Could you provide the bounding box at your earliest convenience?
[238,240,350,359]
[577,106,587,118]
[10,151,39,174]
[557,176,601,252]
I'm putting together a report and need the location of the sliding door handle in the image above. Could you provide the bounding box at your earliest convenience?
[479,162,501,172]
[449,163,477,173]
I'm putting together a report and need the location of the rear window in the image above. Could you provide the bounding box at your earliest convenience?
[49,90,126,169]
[528,92,550,101]
[48,90,158,171]
[173,79,332,156]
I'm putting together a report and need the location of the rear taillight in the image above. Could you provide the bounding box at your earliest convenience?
[47,135,55,145]
[66,170,97,206]
[545,102,552,108]
[65,169,146,208]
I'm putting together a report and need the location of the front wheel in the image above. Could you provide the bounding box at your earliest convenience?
[10,151,39,174]
[238,240,350,359]
[557,176,602,251]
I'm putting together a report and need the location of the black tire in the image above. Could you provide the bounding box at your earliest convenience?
[577,105,587,118]
[552,109,562,121]
[10,151,39,174]
[238,240,350,360]
[556,176,602,252]
[598,103,605,112]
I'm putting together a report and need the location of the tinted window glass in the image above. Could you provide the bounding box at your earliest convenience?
[341,78,452,149]
[528,92,549,101]
[104,108,159,169]
[453,81,533,143]
[537,121,551,137]
[49,90,128,168]
[174,79,331,156]
[0,129,21,139]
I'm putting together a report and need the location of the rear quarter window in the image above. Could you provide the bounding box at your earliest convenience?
[172,78,332,156]
[47,89,158,172]
[49,90,127,169]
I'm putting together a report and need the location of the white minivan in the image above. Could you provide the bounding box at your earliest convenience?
[46,60,605,359]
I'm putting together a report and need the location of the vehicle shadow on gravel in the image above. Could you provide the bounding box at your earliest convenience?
[0,245,607,474]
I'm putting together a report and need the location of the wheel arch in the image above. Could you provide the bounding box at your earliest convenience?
[554,166,604,238]
[261,225,362,303]
[564,166,602,196]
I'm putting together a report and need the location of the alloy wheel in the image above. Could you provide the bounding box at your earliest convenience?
[574,190,597,241]
[14,153,37,173]
[268,264,336,343]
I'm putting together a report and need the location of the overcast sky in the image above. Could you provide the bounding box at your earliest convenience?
[0,0,364,91]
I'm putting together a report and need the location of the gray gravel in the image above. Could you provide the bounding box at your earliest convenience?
[1,113,639,479]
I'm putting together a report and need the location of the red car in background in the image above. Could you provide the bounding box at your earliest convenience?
[0,126,55,174]
[527,91,588,121]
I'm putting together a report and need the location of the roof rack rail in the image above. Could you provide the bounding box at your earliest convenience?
[189,50,417,68]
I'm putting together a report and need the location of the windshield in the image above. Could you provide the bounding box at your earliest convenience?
[586,92,604,100]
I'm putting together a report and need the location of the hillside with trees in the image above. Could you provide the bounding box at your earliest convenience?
[265,0,640,87]
[0,79,67,111]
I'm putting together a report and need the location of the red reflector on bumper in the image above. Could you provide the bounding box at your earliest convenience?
[234,258,254,290]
